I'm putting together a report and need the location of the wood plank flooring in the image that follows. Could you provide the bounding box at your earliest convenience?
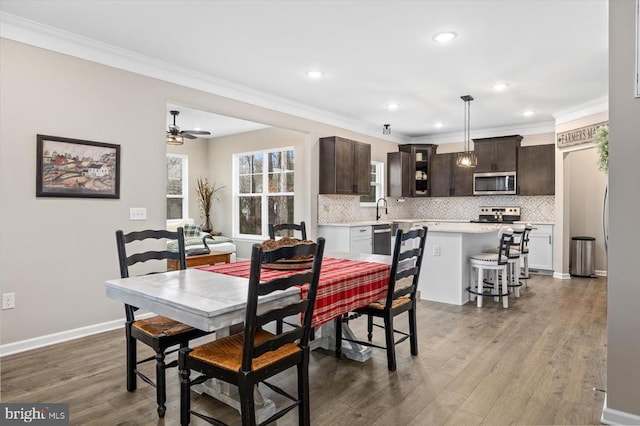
[0,274,607,425]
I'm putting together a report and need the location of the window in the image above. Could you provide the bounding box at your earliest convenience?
[234,148,294,238]
[360,161,384,206]
[166,154,188,222]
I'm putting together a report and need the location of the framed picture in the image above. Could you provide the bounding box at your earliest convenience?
[36,135,120,198]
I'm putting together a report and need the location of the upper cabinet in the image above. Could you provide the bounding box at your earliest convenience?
[473,135,522,172]
[319,136,371,195]
[518,144,555,195]
[431,153,474,197]
[388,144,438,197]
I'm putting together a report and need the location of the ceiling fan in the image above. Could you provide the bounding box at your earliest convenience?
[166,110,211,144]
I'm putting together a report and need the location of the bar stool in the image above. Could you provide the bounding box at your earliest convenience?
[484,226,524,297]
[468,229,514,308]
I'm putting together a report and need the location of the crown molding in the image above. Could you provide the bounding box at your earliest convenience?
[411,120,556,144]
[553,96,609,125]
[0,12,406,142]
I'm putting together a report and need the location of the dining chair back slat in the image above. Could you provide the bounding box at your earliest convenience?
[268,221,307,240]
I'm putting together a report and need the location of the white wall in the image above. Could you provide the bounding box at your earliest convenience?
[604,0,640,421]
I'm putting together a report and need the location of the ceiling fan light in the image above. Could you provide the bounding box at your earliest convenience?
[166,134,184,145]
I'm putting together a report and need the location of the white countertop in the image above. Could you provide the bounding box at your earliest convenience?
[318,219,554,227]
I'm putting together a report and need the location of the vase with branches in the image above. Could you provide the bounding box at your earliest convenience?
[196,177,225,233]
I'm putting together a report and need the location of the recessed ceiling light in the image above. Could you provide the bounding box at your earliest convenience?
[305,70,324,79]
[387,103,400,111]
[493,82,509,91]
[522,110,535,117]
[434,122,444,128]
[433,32,457,43]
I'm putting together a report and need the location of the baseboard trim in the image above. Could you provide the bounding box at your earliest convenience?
[596,269,608,277]
[553,271,571,279]
[0,313,153,357]
[602,395,640,425]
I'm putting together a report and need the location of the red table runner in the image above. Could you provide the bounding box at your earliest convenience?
[197,257,390,327]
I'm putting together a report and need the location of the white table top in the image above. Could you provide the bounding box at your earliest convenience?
[105,268,300,332]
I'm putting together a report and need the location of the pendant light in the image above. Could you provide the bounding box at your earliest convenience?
[456,95,478,168]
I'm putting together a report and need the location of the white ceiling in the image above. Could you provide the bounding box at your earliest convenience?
[0,0,609,142]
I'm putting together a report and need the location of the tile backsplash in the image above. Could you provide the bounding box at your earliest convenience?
[317,194,555,223]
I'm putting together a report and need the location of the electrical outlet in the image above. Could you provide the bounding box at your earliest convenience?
[129,207,147,221]
[433,245,441,256]
[2,292,15,310]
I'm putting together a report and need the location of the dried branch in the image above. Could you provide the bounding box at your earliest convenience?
[196,177,225,218]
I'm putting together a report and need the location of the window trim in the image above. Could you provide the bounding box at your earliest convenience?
[233,147,295,240]
[360,160,385,207]
[166,153,189,224]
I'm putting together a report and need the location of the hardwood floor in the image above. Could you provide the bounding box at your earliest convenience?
[0,274,607,425]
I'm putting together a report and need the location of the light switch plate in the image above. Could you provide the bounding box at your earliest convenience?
[129,207,147,221]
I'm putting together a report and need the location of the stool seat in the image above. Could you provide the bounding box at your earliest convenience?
[468,229,514,309]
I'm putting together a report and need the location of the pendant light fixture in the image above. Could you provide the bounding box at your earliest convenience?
[456,94,478,168]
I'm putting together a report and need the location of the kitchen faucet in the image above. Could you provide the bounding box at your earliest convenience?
[375,198,388,221]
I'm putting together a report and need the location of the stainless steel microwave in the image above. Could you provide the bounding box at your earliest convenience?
[473,172,517,195]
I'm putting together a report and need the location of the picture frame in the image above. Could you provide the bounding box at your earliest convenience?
[36,134,120,198]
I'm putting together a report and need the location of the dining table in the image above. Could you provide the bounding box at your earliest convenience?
[104,251,391,421]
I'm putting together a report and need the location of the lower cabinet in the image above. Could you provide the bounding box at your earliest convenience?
[317,225,372,254]
[527,224,553,272]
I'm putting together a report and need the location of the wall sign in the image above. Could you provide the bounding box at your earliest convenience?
[556,121,608,149]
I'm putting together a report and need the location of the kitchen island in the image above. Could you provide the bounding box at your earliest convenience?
[416,222,501,305]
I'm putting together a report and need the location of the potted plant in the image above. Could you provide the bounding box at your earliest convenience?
[595,124,608,172]
[196,177,224,233]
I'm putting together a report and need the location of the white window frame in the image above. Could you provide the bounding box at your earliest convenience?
[166,153,189,225]
[233,147,295,240]
[360,160,385,207]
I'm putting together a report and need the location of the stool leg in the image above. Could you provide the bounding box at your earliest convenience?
[476,266,483,308]
[493,270,499,302]
[501,266,509,309]
[513,261,520,298]
[523,254,530,284]
[469,265,476,302]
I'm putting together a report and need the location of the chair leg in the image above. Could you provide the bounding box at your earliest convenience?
[367,315,373,341]
[384,314,396,371]
[179,365,191,426]
[125,325,136,392]
[155,351,167,418]
[298,352,311,426]
[513,261,520,298]
[238,379,257,426]
[408,307,418,356]
[334,317,342,358]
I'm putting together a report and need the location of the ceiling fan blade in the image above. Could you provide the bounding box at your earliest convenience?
[181,130,211,136]
[181,133,197,139]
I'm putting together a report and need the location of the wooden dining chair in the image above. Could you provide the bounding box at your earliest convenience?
[268,221,307,240]
[115,228,211,418]
[178,237,325,426]
[337,227,428,371]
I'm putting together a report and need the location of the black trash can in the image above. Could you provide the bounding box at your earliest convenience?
[570,236,596,277]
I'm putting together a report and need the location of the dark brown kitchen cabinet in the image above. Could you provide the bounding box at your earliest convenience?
[387,144,438,197]
[473,135,522,172]
[431,153,474,197]
[319,136,371,195]
[518,144,555,195]
[387,151,412,197]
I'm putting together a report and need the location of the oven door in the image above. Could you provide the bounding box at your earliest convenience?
[473,172,517,195]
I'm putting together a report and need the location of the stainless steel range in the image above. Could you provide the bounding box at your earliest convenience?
[470,206,521,224]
